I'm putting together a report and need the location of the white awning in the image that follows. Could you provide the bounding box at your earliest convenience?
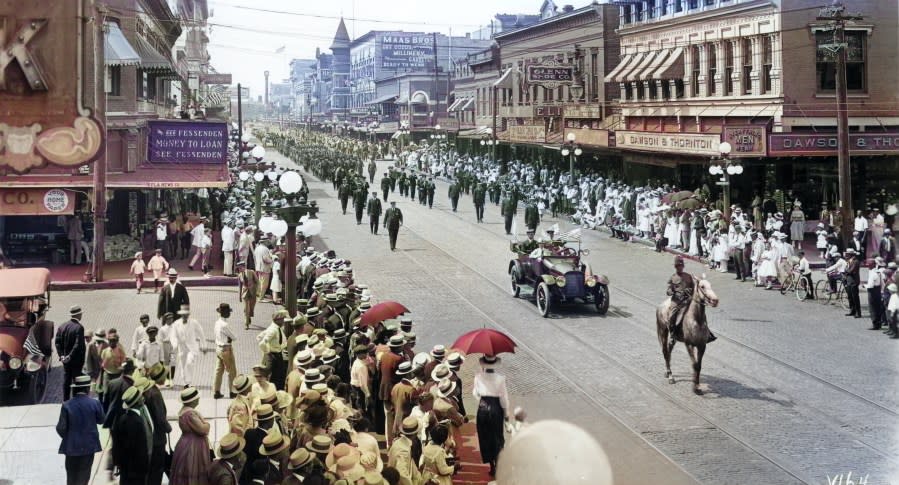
[494,67,516,88]
[625,51,657,82]
[638,49,671,80]
[653,47,685,80]
[447,98,465,112]
[104,22,140,67]
[613,53,646,84]
[604,53,633,83]
[460,98,475,111]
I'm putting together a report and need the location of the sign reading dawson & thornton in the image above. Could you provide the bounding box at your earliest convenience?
[616,131,721,156]
[147,120,228,164]
[768,133,899,156]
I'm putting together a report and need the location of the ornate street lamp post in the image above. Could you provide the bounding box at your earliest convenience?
[561,132,582,186]
[708,141,743,221]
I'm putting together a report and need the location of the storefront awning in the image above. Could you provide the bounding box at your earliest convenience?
[604,53,633,83]
[615,52,646,83]
[365,94,398,105]
[494,67,516,88]
[459,98,475,111]
[104,22,140,67]
[133,35,174,71]
[447,98,465,112]
[638,49,671,80]
[653,47,684,80]
[0,166,230,189]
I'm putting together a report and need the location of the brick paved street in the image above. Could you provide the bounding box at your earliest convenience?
[2,149,896,485]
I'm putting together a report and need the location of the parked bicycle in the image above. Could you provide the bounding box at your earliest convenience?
[780,266,811,301]
[815,272,850,310]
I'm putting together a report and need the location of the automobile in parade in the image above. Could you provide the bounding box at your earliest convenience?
[508,232,610,317]
[0,268,53,405]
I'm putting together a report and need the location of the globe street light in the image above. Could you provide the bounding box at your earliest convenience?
[562,132,581,186]
[275,170,319,317]
[708,141,742,220]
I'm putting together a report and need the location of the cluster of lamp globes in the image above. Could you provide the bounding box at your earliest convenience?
[561,132,583,157]
[255,169,323,238]
[708,141,744,176]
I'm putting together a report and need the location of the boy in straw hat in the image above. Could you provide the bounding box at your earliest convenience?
[129,251,147,294]
[228,374,254,434]
[56,375,104,485]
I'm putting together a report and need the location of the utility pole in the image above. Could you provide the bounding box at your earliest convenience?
[433,32,439,121]
[237,83,243,147]
[817,2,863,245]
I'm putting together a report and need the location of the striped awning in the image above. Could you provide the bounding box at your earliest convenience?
[104,22,140,67]
[134,35,174,71]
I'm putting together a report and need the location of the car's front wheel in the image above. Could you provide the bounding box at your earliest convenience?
[595,285,610,315]
[536,282,551,318]
[510,270,521,298]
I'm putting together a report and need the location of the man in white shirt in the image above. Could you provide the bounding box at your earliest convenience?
[170,305,206,389]
[237,225,254,269]
[188,216,207,271]
[256,310,288,390]
[155,217,169,258]
[854,210,869,245]
[797,250,814,300]
[349,345,371,412]
[824,253,848,294]
[864,257,886,330]
[253,240,274,301]
[221,220,236,277]
[213,303,238,399]
[136,326,163,370]
[130,314,151,358]
[728,226,747,281]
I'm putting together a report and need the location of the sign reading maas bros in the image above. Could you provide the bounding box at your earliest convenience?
[379,32,434,70]
[616,131,720,156]
[769,133,899,156]
[147,120,228,164]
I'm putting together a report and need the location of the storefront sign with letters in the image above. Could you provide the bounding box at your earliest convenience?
[724,126,767,157]
[616,131,720,156]
[769,133,899,156]
[0,188,74,215]
[509,125,547,144]
[147,120,228,164]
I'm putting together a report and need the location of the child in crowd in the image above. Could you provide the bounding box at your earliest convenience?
[129,251,146,294]
[147,248,169,292]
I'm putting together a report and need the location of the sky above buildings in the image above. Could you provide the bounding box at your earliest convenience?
[206,0,552,96]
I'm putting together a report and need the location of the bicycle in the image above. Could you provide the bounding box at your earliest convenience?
[815,273,850,310]
[779,267,811,301]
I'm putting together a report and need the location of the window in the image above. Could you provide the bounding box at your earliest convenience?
[675,0,683,12]
[708,44,717,95]
[625,83,633,100]
[675,79,685,98]
[136,69,144,98]
[688,0,698,9]
[590,53,599,101]
[724,41,734,95]
[691,45,700,96]
[742,38,753,94]
[816,30,866,92]
[662,81,671,99]
[107,66,121,96]
[762,36,773,93]
[646,0,655,19]
[622,5,632,24]
[661,0,668,16]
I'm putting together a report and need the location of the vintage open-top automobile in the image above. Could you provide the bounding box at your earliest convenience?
[508,236,610,317]
[0,268,53,405]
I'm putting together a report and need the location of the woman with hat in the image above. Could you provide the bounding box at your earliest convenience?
[170,387,212,485]
[420,425,456,485]
[473,355,511,476]
[208,433,246,485]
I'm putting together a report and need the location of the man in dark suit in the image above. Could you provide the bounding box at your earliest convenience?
[384,201,404,251]
[844,249,862,318]
[103,359,135,427]
[157,268,189,320]
[111,387,152,485]
[55,305,87,401]
[208,433,245,485]
[242,404,276,484]
[56,375,104,485]
[367,191,383,235]
[143,364,172,485]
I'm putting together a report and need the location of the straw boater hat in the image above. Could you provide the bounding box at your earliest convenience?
[311,383,329,397]
[134,376,153,393]
[480,355,501,366]
[259,389,278,407]
[177,304,191,316]
[306,307,321,318]
[252,365,271,378]
[400,416,421,436]
[326,443,362,470]
[388,335,405,349]
[296,390,321,411]
[276,390,293,410]
[167,268,178,277]
[288,448,315,471]
[216,433,246,460]
[295,349,315,368]
[305,434,334,456]
[430,345,446,360]
[255,404,275,422]
[321,348,339,365]
[446,352,464,370]
[435,378,456,398]
[180,387,200,405]
[303,368,324,384]
[69,305,83,317]
[395,361,413,377]
[431,363,453,382]
[71,374,92,390]
[232,374,252,394]
[259,427,289,456]
[121,387,143,410]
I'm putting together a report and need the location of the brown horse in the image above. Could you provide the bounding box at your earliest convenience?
[656,274,719,394]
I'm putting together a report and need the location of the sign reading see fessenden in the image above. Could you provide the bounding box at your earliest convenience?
[147,120,228,164]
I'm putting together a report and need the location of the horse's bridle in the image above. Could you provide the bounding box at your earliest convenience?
[692,275,714,306]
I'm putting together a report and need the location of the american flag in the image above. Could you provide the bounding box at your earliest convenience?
[23,328,44,358]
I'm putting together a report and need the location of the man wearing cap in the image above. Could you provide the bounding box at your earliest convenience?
[56,375,104,485]
[354,182,368,225]
[880,229,896,262]
[384,201,404,251]
[110,387,153,485]
[170,305,206,389]
[56,305,87,401]
[473,182,487,223]
[157,268,190,320]
[237,260,259,329]
[844,249,862,318]
[257,310,289,390]
[367,191,383,235]
[214,303,239,399]
[512,230,539,254]
[143,364,171,485]
[381,171,392,201]
[208,433,245,485]
[665,257,694,339]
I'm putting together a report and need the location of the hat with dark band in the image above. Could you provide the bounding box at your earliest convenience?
[148,362,167,382]
[259,427,289,456]
[71,374,92,389]
[305,435,333,455]
[400,416,420,436]
[180,387,200,405]
[216,433,246,460]
[255,404,275,422]
[232,374,252,394]
[122,386,143,409]
[288,448,315,471]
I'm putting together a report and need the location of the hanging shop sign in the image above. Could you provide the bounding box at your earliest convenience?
[509,125,547,144]
[723,126,767,157]
[146,120,228,164]
[0,1,104,173]
[768,132,899,156]
[0,188,74,215]
[200,73,232,85]
[616,131,720,156]
[525,60,574,89]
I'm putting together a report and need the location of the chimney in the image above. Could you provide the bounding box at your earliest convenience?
[563,4,574,12]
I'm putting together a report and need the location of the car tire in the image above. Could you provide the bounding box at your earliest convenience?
[511,271,521,298]
[28,367,48,405]
[595,285,610,315]
[536,282,551,318]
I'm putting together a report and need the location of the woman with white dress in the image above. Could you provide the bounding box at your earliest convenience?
[712,231,729,271]
[757,242,779,289]
[270,255,282,305]
[665,212,680,248]
[815,223,829,259]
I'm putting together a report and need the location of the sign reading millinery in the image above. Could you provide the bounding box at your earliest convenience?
[509,125,546,144]
[200,73,233,85]
[379,32,435,70]
[724,126,767,157]
[0,2,104,173]
[147,120,228,164]
[525,60,574,89]
[768,133,899,156]
[0,188,75,215]
[616,131,721,156]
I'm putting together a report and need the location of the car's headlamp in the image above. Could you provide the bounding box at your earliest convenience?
[555,276,566,287]
[586,278,597,287]
[8,357,22,370]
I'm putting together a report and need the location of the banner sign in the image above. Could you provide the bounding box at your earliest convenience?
[509,125,546,144]
[200,73,232,85]
[147,120,228,164]
[768,132,899,156]
[724,126,767,157]
[0,188,74,215]
[379,32,435,70]
[526,61,574,88]
[616,131,720,155]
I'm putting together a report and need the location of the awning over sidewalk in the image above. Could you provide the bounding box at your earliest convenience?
[133,36,174,71]
[365,94,398,105]
[628,51,661,82]
[494,67,516,88]
[652,47,684,80]
[613,52,645,83]
[0,165,230,189]
[604,53,633,83]
[447,98,465,112]
[459,98,475,111]
[104,22,140,67]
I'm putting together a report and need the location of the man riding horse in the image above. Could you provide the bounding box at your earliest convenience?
[666,256,716,343]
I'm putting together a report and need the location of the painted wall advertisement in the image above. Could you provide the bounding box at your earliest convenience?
[616,131,721,156]
[724,126,767,157]
[509,125,547,144]
[768,133,899,156]
[379,32,435,70]
[0,188,75,215]
[147,120,228,164]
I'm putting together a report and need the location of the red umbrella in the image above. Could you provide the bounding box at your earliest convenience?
[360,301,410,327]
[452,328,517,356]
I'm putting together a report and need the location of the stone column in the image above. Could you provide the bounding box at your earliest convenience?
[750,36,762,96]
[714,40,726,96]
[697,43,709,97]
[768,33,782,96]
[684,45,695,97]
[731,39,743,95]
